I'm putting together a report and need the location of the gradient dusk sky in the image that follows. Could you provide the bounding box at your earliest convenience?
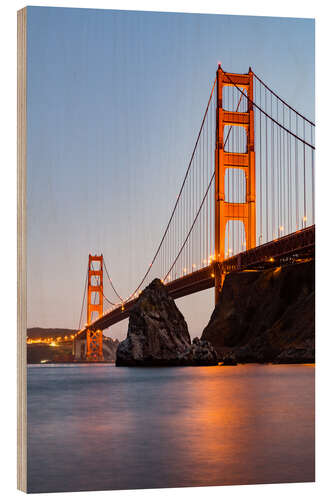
[26,7,314,339]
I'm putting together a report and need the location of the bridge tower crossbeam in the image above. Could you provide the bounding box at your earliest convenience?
[214,65,256,302]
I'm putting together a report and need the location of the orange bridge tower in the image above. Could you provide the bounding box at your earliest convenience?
[214,65,256,302]
[86,254,104,361]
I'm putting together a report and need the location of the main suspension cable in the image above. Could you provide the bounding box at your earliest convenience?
[223,71,315,150]
[78,263,88,330]
[252,71,315,126]
[163,92,243,278]
[126,77,217,300]
[103,258,124,302]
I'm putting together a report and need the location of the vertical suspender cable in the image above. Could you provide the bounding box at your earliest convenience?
[295,116,299,229]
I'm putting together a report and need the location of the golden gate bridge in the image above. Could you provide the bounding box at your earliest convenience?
[73,64,315,361]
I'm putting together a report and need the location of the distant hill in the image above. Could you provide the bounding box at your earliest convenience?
[27,327,77,339]
[27,328,120,363]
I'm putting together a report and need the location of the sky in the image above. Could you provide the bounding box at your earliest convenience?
[27,7,315,339]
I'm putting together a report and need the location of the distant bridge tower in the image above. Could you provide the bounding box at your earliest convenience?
[86,254,104,361]
[214,65,256,302]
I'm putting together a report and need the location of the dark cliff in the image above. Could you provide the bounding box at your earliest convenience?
[201,260,314,363]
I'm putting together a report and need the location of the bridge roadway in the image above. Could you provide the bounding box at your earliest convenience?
[76,225,314,338]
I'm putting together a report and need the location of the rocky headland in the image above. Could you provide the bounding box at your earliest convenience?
[116,260,314,367]
[202,260,315,364]
[116,279,218,366]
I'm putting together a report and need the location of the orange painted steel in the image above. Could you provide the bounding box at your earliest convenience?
[214,65,256,302]
[86,254,104,361]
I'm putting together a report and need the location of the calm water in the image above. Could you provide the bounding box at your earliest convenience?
[27,364,315,493]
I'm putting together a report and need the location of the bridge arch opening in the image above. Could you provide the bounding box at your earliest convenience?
[91,275,101,286]
[223,125,247,153]
[89,291,101,306]
[224,168,246,203]
[91,259,101,271]
[223,86,248,113]
[89,310,100,323]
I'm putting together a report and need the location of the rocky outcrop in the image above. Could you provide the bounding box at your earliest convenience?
[274,338,314,364]
[221,352,237,366]
[202,260,315,364]
[179,337,218,365]
[116,279,218,366]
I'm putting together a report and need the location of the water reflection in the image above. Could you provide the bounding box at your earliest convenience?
[27,364,314,493]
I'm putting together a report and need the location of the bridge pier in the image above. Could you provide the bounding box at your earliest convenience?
[86,329,104,361]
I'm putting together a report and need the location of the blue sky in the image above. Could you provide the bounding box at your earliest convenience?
[27,7,314,339]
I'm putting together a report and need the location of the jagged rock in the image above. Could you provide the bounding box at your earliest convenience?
[116,279,190,366]
[274,338,315,364]
[221,352,237,366]
[116,279,218,366]
[202,260,315,364]
[179,337,218,366]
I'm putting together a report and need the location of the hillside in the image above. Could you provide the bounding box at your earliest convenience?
[27,327,77,340]
[27,328,119,363]
[202,260,314,363]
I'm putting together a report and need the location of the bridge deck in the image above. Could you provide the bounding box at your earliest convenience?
[76,225,314,337]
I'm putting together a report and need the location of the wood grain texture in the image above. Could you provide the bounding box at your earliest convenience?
[17,6,27,493]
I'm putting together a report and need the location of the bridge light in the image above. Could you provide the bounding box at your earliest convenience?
[192,264,196,269]
[211,273,215,278]
[269,257,274,262]
[303,216,307,221]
